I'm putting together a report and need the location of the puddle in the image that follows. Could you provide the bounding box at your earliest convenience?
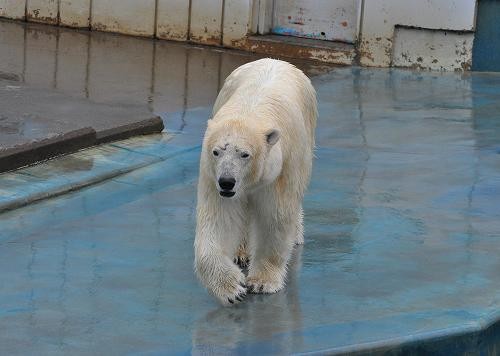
[0,20,336,115]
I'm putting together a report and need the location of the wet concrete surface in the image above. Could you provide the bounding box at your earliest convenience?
[0,19,335,172]
[1,64,500,354]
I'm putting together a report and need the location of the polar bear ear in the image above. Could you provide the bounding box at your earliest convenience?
[265,129,280,146]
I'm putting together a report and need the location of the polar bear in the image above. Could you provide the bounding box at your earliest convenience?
[194,58,317,306]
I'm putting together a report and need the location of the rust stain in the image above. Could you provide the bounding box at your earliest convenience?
[27,8,58,25]
[61,21,86,28]
[341,21,348,27]
[236,37,353,66]
[91,22,108,32]
[358,42,375,63]
[158,30,187,42]
[157,26,188,41]
[190,34,221,47]
[461,60,471,71]
[27,15,58,25]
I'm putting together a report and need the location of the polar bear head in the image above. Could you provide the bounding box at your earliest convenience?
[203,119,282,199]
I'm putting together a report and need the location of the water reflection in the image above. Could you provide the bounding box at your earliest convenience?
[192,246,304,354]
[0,20,333,122]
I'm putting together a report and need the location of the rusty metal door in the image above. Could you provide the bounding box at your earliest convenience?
[272,0,360,43]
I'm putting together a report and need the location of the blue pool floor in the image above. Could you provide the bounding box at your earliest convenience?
[1,67,500,354]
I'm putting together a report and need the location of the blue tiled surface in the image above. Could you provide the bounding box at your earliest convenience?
[0,68,500,354]
[0,133,187,212]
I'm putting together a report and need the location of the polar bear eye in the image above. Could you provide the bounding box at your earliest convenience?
[213,150,219,157]
[241,153,250,159]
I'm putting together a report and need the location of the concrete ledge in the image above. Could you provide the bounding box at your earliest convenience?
[240,35,355,65]
[0,116,165,174]
[0,127,96,173]
[96,116,165,143]
[0,132,199,213]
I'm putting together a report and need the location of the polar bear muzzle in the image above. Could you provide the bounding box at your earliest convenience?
[218,176,236,197]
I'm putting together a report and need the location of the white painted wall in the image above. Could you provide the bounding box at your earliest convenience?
[92,0,156,37]
[190,0,223,45]
[359,0,477,67]
[156,0,190,41]
[0,0,25,20]
[273,0,359,43]
[393,27,474,71]
[223,0,252,47]
[60,0,90,28]
[27,0,58,24]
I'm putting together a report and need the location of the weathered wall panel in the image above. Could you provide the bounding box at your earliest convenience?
[222,0,251,47]
[190,0,223,45]
[393,27,473,71]
[156,0,190,41]
[360,0,476,67]
[27,0,59,24]
[0,0,26,19]
[92,0,155,37]
[60,0,90,28]
[273,0,358,43]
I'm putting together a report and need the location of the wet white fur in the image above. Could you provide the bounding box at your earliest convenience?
[194,58,317,306]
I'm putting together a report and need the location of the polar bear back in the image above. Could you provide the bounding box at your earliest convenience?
[212,58,317,152]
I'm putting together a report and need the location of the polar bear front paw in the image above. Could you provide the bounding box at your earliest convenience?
[213,274,247,306]
[246,275,284,294]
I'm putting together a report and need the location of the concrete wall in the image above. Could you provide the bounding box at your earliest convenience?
[0,0,25,19]
[359,0,477,70]
[0,0,479,71]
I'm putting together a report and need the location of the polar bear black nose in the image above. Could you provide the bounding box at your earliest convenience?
[218,177,236,190]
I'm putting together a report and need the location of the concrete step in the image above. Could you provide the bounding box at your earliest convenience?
[0,132,201,213]
[243,35,356,65]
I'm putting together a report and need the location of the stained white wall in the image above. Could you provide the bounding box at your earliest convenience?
[190,0,223,45]
[27,0,58,24]
[273,0,359,43]
[92,0,156,37]
[392,27,474,71]
[360,0,477,67]
[0,0,25,19]
[223,0,252,47]
[156,0,190,41]
[60,0,90,28]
